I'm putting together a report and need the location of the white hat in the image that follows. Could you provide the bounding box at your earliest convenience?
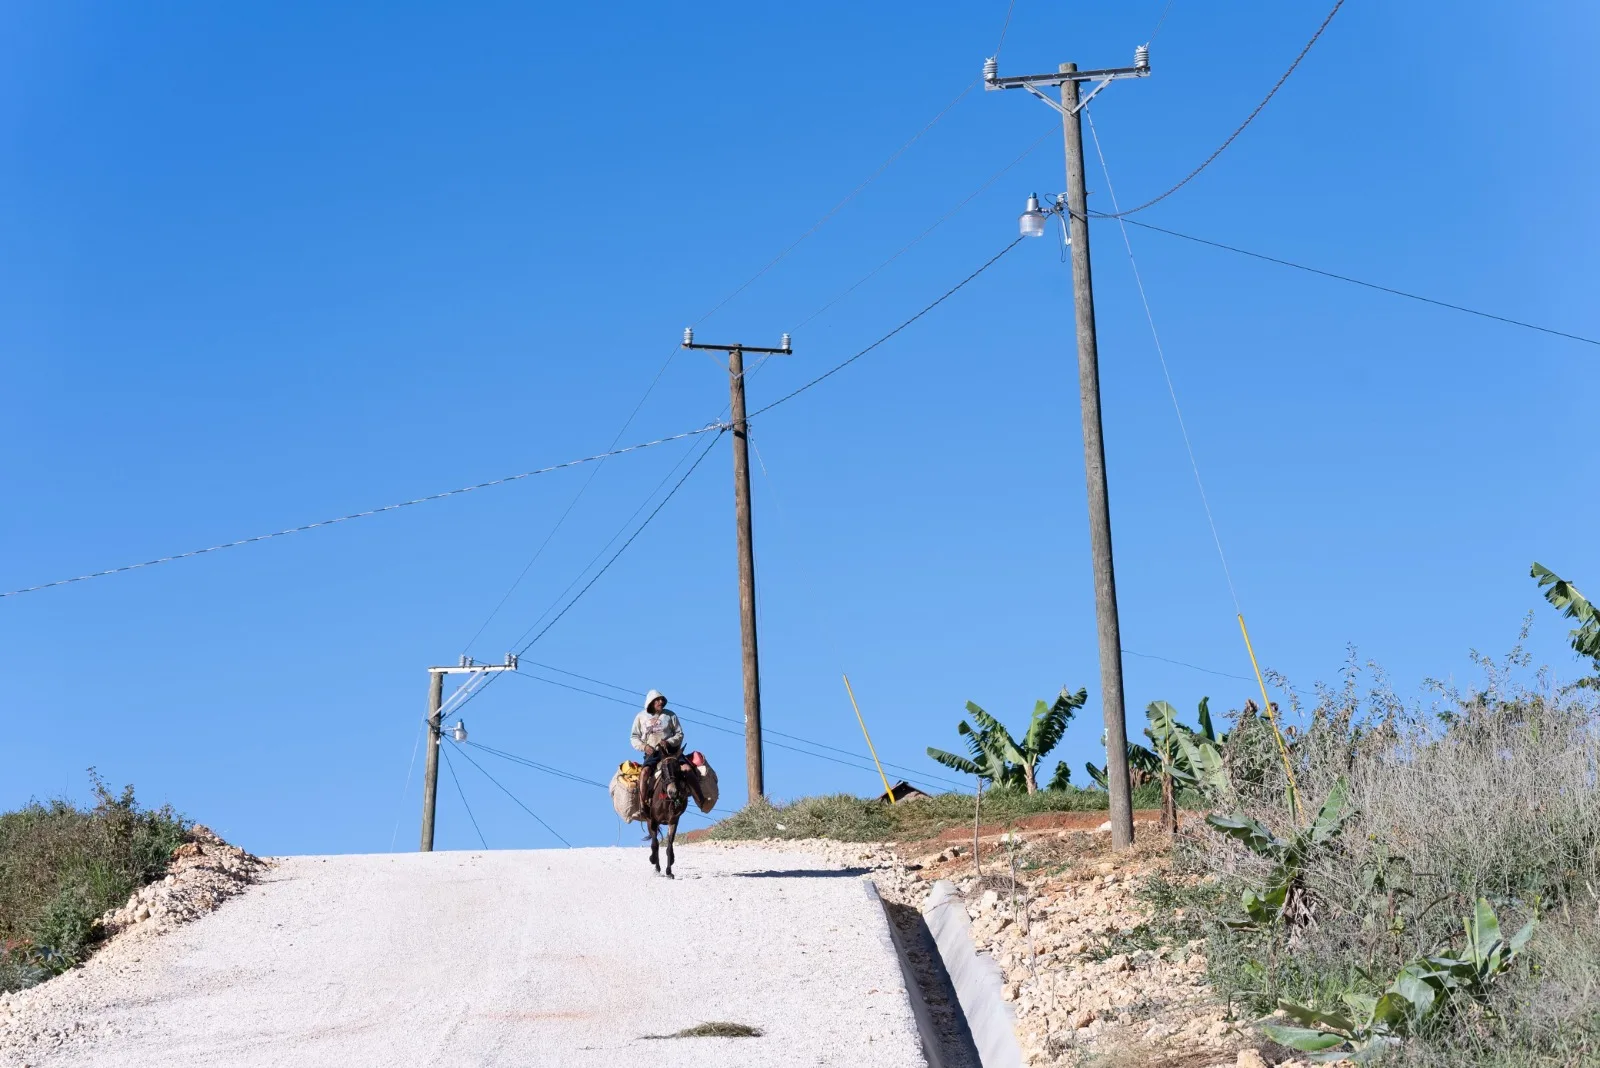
[643,689,667,710]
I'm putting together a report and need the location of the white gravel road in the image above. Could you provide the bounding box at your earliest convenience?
[0,844,925,1068]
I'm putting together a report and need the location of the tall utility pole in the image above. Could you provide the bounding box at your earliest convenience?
[420,653,517,851]
[681,328,792,801]
[985,47,1150,850]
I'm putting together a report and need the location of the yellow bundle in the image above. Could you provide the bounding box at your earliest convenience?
[616,760,642,785]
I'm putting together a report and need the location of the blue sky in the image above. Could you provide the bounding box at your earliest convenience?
[3,1,1596,854]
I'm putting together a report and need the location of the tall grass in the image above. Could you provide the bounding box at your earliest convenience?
[0,772,187,992]
[1183,646,1600,1065]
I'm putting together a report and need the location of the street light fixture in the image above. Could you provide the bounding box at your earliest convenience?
[1019,193,1048,238]
[451,721,468,744]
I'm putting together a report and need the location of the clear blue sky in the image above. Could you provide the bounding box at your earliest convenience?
[3,1,1595,854]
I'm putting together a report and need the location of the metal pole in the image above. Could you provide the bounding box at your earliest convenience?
[1060,63,1134,850]
[420,669,443,851]
[727,346,765,800]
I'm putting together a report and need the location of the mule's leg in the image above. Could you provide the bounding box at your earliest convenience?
[648,820,660,872]
[663,818,677,879]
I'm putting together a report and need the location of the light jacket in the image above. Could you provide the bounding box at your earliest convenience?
[630,689,684,754]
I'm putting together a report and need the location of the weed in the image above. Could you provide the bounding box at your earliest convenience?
[644,1021,763,1038]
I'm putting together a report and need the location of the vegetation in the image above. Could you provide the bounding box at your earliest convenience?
[1088,698,1229,833]
[0,772,187,993]
[703,782,1171,844]
[927,686,1086,793]
[1161,625,1600,1067]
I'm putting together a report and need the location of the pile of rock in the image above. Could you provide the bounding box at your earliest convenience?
[98,825,270,939]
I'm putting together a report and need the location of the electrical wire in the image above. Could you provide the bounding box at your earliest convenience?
[994,0,1018,61]
[1120,647,1254,684]
[749,237,1026,421]
[1101,0,1347,219]
[460,345,684,657]
[439,430,725,723]
[1,422,727,600]
[388,718,425,852]
[439,744,488,849]
[1099,215,1600,349]
[1147,0,1178,43]
[789,128,1054,332]
[509,667,968,793]
[1086,106,1242,615]
[448,741,572,847]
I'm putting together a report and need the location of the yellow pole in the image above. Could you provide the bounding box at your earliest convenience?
[842,673,896,804]
[1237,613,1301,822]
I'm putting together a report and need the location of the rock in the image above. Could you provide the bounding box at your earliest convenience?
[1236,1050,1270,1068]
[1068,1008,1096,1030]
[979,889,1000,911]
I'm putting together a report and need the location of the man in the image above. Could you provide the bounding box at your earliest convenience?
[630,690,698,810]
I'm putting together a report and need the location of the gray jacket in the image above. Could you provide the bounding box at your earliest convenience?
[631,707,684,755]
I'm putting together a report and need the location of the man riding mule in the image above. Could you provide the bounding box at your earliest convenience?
[629,689,703,878]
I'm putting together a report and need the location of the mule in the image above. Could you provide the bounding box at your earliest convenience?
[642,755,696,879]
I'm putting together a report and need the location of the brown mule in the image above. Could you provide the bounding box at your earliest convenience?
[642,756,699,879]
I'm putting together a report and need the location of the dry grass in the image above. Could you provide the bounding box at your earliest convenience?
[643,1021,763,1038]
[1179,646,1600,1066]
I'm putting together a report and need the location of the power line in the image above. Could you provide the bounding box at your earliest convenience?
[1102,0,1347,219]
[1103,215,1600,348]
[465,741,609,789]
[994,0,1018,60]
[441,430,725,724]
[514,432,723,657]
[1121,647,1254,684]
[448,740,572,847]
[1086,106,1243,618]
[439,744,488,849]
[1147,0,1178,43]
[789,128,1054,332]
[510,667,969,793]
[1,422,727,600]
[460,345,684,657]
[748,237,1026,421]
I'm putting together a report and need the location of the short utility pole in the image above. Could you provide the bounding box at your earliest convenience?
[420,653,517,851]
[985,45,1151,851]
[681,328,792,802]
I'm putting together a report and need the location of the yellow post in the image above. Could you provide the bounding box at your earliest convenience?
[842,673,896,804]
[1237,613,1301,822]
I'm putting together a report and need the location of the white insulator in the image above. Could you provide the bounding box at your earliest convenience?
[983,56,998,82]
[1134,45,1150,70]
[682,326,694,346]
[780,332,791,352]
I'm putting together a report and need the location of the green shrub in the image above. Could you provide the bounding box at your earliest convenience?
[0,771,188,991]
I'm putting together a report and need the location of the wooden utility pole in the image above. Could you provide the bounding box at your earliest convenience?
[984,49,1150,850]
[1059,63,1134,851]
[419,654,517,851]
[681,329,792,802]
[420,669,444,851]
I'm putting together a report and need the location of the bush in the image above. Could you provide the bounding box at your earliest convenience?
[0,771,188,991]
[1181,647,1600,1066]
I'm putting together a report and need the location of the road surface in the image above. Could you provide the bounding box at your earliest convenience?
[1,845,925,1067]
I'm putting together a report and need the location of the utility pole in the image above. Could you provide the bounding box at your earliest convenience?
[681,328,792,801]
[985,46,1150,850]
[420,653,517,851]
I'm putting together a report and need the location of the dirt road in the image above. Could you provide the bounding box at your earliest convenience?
[0,845,924,1067]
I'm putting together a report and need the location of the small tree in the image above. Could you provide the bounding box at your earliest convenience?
[927,687,1086,793]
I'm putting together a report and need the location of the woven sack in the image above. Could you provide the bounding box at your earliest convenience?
[610,769,644,823]
[695,761,719,813]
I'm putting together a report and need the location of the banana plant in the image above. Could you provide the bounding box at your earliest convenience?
[928,686,1086,793]
[1261,898,1536,1062]
[1085,699,1228,827]
[1533,563,1600,687]
[1206,777,1350,928]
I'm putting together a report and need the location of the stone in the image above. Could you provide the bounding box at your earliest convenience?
[1236,1050,1270,1068]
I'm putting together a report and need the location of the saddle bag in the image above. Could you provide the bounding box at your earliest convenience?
[688,752,719,813]
[610,762,645,823]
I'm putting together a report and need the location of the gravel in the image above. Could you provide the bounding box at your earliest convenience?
[0,844,923,1068]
